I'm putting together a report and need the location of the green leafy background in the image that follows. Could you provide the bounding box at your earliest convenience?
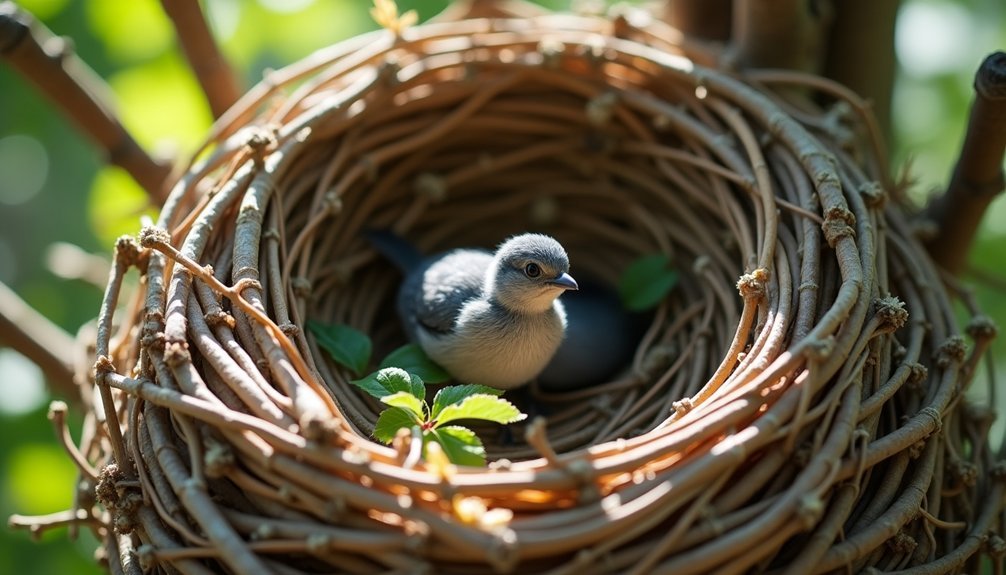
[0,0,1002,572]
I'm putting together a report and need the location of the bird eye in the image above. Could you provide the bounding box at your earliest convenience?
[524,262,541,278]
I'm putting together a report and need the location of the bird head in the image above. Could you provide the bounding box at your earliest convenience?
[486,233,578,314]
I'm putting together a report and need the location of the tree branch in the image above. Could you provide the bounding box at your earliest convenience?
[821,0,900,142]
[0,280,79,402]
[0,2,171,203]
[662,0,732,43]
[159,0,241,120]
[726,0,831,73]
[925,52,1006,276]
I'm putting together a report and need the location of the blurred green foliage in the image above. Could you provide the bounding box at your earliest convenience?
[0,0,1003,572]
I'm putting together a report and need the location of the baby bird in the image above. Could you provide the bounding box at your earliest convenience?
[369,232,578,389]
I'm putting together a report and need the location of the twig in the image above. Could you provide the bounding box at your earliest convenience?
[159,0,240,119]
[918,507,967,532]
[137,226,338,417]
[45,242,111,288]
[0,280,78,400]
[136,506,218,575]
[93,237,142,478]
[48,401,99,481]
[144,406,271,574]
[524,417,563,467]
[0,2,171,203]
[8,508,101,539]
[925,51,1006,275]
[742,69,892,192]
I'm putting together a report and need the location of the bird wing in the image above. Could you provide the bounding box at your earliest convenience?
[401,249,492,335]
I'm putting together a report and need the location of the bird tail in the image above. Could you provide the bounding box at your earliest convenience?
[364,229,423,272]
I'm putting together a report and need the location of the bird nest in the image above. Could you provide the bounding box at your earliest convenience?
[75,6,1004,575]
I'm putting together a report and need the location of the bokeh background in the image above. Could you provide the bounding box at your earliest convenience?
[1,0,1003,572]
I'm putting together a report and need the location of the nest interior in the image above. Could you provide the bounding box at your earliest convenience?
[79,8,1003,575]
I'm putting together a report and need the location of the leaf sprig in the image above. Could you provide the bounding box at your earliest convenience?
[357,368,526,466]
[618,253,679,311]
[307,322,527,466]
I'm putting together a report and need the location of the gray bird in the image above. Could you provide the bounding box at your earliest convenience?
[368,232,578,389]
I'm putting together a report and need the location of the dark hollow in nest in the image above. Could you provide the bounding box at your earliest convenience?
[80,11,1002,575]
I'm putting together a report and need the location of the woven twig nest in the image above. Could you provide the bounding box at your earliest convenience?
[81,6,1003,575]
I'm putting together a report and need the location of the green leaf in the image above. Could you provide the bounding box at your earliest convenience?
[351,367,424,400]
[431,384,503,420]
[350,373,388,398]
[381,391,425,419]
[378,367,425,400]
[373,408,419,443]
[619,254,679,312]
[379,343,451,383]
[429,426,486,466]
[309,321,372,375]
[435,394,526,427]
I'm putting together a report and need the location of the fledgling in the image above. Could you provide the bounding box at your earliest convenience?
[369,232,578,389]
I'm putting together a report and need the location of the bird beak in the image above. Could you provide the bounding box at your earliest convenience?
[549,272,579,291]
